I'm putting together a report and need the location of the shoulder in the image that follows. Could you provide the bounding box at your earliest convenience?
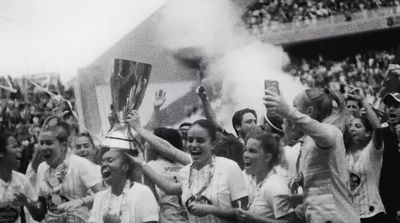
[129,183,154,197]
[94,188,108,200]
[37,162,49,175]
[215,156,239,168]
[263,173,290,195]
[12,171,30,184]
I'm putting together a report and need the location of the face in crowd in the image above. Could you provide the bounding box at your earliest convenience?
[347,117,371,142]
[73,134,96,163]
[243,133,280,176]
[346,99,362,118]
[39,129,68,168]
[0,135,22,171]
[385,98,400,126]
[100,149,129,186]
[187,120,216,169]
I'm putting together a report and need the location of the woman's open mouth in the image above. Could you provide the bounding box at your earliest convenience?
[101,168,112,181]
[42,150,52,159]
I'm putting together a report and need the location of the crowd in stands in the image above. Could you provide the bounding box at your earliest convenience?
[4,45,400,223]
[286,49,395,104]
[244,0,400,32]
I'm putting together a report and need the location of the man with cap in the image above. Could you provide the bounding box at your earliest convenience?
[380,92,400,222]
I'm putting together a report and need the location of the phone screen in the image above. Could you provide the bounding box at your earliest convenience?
[264,80,280,95]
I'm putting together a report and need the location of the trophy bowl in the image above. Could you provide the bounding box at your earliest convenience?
[102,59,152,151]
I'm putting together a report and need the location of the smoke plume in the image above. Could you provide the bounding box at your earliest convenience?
[158,0,304,130]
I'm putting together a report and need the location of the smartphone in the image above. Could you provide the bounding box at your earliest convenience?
[264,80,280,95]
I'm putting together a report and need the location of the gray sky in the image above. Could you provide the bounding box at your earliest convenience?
[0,0,166,82]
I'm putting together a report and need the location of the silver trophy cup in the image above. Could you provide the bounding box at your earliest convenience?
[102,59,152,151]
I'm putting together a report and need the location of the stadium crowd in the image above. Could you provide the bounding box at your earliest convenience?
[3,46,400,223]
[244,0,400,31]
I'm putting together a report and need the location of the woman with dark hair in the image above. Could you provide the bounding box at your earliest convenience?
[264,88,359,223]
[343,89,387,222]
[235,132,297,223]
[126,111,248,223]
[147,127,189,223]
[89,148,159,223]
[0,132,45,222]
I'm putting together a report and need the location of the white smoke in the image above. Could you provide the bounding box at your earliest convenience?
[158,0,304,130]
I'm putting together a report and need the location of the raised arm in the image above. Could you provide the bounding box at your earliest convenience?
[126,110,191,165]
[264,90,336,148]
[144,89,166,131]
[196,85,223,131]
[126,152,182,195]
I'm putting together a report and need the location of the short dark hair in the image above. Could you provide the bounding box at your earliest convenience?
[0,132,12,155]
[214,135,244,169]
[191,119,217,142]
[232,108,257,135]
[154,127,183,150]
[245,132,281,168]
[345,96,362,109]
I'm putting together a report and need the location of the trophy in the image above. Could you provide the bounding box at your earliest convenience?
[102,59,152,151]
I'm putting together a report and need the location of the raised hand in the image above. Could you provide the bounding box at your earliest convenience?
[126,110,141,130]
[154,89,166,110]
[196,85,207,101]
[125,149,146,167]
[347,86,365,102]
[11,193,29,207]
[263,89,291,117]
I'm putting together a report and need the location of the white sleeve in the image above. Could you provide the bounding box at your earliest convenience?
[139,186,160,222]
[22,176,38,202]
[88,192,103,223]
[227,161,248,201]
[265,176,294,218]
[36,164,48,197]
[76,159,102,189]
[25,163,38,194]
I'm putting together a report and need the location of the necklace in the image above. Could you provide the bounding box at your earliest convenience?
[103,180,133,223]
[187,156,216,200]
[247,169,273,209]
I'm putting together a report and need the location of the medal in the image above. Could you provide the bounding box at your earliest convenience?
[51,194,62,205]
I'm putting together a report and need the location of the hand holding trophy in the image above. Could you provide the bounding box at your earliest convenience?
[101,59,152,155]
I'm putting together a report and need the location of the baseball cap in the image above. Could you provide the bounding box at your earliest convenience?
[383,92,400,105]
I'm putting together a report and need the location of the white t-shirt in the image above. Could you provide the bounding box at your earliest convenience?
[148,158,188,223]
[347,140,385,218]
[37,153,102,222]
[179,156,248,223]
[248,170,294,219]
[0,171,37,223]
[89,182,159,223]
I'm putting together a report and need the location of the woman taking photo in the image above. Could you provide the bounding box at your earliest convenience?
[344,89,386,222]
[264,88,359,223]
[235,132,297,223]
[126,111,248,223]
[0,132,45,223]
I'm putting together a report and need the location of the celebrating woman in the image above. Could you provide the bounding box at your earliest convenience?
[264,88,359,223]
[72,132,98,164]
[235,132,298,223]
[343,89,387,222]
[37,120,103,222]
[89,148,159,223]
[126,111,248,223]
[0,132,45,223]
